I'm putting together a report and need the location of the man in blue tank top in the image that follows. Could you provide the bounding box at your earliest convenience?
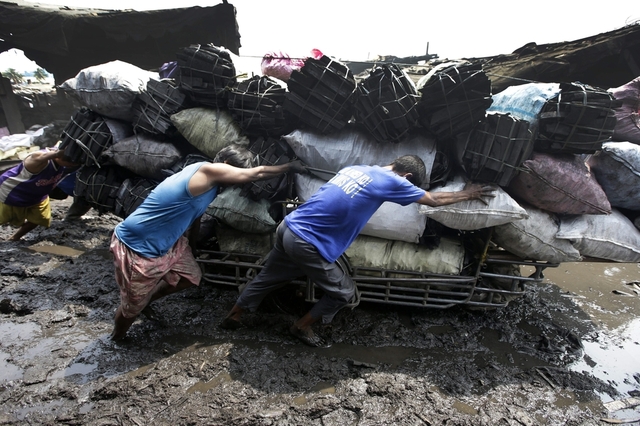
[221,155,495,347]
[109,144,307,341]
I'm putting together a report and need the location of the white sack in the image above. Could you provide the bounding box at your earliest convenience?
[419,175,528,230]
[345,234,464,276]
[283,126,437,187]
[59,60,158,121]
[294,173,426,244]
[557,209,640,262]
[588,141,640,210]
[493,205,582,263]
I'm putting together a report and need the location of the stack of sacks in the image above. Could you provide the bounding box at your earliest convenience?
[56,50,640,267]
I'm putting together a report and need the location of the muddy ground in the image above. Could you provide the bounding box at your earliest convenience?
[1,198,640,425]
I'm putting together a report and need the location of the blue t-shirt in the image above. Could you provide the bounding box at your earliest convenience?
[114,162,218,258]
[285,165,425,262]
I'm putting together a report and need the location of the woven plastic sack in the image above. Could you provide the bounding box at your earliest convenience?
[283,126,437,187]
[59,61,158,121]
[294,173,426,243]
[588,141,640,210]
[609,77,640,144]
[206,186,277,234]
[344,234,464,276]
[171,107,249,159]
[508,152,611,215]
[557,209,640,262]
[492,204,582,263]
[215,225,274,256]
[419,175,527,230]
[100,134,182,181]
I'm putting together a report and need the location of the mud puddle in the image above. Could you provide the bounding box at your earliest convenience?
[2,199,640,425]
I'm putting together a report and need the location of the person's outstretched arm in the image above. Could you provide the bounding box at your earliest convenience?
[188,160,307,196]
[417,183,496,207]
[22,148,65,174]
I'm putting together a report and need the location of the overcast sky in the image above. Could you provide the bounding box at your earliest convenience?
[1,0,639,74]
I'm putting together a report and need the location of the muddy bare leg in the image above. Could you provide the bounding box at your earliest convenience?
[292,311,318,333]
[111,305,136,341]
[148,278,194,302]
[9,221,38,241]
[220,304,245,330]
[290,312,328,347]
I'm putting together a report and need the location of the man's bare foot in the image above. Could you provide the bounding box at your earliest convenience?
[289,325,331,348]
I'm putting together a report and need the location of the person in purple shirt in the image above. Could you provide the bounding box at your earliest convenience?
[221,155,495,347]
[0,147,78,241]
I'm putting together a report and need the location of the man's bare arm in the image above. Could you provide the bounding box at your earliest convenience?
[416,183,496,207]
[188,160,307,196]
[23,149,64,174]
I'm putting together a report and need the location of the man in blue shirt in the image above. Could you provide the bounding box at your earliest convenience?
[110,144,306,341]
[221,155,495,347]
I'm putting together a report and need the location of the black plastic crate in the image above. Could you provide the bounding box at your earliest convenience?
[417,62,492,139]
[227,76,287,136]
[455,113,534,186]
[114,177,157,218]
[355,64,420,142]
[59,109,113,167]
[283,56,356,134]
[132,78,189,135]
[535,82,620,153]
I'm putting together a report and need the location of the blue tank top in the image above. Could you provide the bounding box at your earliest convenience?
[285,165,425,262]
[114,162,218,258]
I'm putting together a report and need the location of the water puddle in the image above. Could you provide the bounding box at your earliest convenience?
[542,262,640,415]
[28,243,84,257]
[570,318,640,402]
[0,322,41,382]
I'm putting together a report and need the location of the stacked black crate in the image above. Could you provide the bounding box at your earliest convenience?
[535,82,620,154]
[227,76,287,137]
[455,113,534,187]
[284,55,357,134]
[132,78,189,135]
[75,166,130,214]
[58,109,113,166]
[240,136,296,202]
[416,62,492,140]
[354,64,420,143]
[114,177,158,218]
[176,44,236,108]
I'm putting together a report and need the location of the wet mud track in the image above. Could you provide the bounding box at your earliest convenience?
[1,199,639,425]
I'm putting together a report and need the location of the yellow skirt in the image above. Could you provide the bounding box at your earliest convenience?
[0,197,51,227]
